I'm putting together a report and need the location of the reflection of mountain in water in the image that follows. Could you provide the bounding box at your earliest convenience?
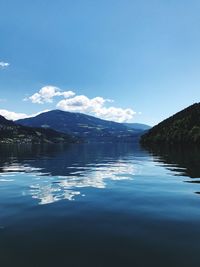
[142,144,200,197]
[1,143,200,204]
[0,144,146,205]
[142,144,200,178]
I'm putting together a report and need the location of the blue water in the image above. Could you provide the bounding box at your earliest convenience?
[0,143,200,267]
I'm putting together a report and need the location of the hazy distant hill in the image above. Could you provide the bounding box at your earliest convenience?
[0,115,77,144]
[123,123,151,131]
[17,110,145,142]
[140,103,200,145]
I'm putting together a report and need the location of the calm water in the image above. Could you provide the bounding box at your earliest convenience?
[0,143,200,267]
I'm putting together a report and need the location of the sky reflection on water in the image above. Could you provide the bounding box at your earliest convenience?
[0,144,138,205]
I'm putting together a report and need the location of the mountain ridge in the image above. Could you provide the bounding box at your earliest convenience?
[17,110,146,142]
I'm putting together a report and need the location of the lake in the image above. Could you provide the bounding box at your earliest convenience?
[0,143,200,267]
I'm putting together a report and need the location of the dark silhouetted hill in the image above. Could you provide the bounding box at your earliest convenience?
[140,103,200,145]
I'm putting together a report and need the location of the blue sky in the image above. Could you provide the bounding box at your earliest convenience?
[0,0,200,125]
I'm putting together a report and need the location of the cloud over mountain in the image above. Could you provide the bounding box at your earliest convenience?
[57,95,135,123]
[28,86,75,104]
[28,86,136,122]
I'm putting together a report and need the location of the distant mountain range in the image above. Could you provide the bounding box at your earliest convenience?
[0,115,78,144]
[140,103,200,145]
[2,103,199,145]
[123,123,151,131]
[17,110,149,142]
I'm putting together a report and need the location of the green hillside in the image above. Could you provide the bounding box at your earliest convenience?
[0,115,78,144]
[140,103,200,145]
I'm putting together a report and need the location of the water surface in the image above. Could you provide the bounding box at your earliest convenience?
[0,143,200,267]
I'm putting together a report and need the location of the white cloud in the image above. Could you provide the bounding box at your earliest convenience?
[0,109,49,121]
[94,106,135,123]
[0,61,10,69]
[57,95,105,112]
[28,86,75,104]
[57,95,135,123]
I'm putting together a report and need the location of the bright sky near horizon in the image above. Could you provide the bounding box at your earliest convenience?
[0,0,200,125]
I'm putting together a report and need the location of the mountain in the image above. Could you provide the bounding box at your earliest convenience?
[123,123,151,131]
[0,115,15,126]
[0,115,78,144]
[17,110,145,142]
[140,103,200,145]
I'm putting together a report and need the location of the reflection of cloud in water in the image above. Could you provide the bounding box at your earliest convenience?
[0,178,14,182]
[0,161,135,205]
[30,184,81,205]
[60,163,135,189]
[2,164,43,173]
